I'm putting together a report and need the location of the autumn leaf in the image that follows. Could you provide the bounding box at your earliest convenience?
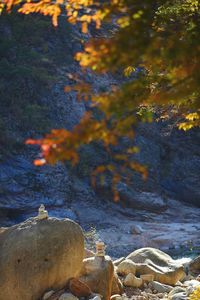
[81,22,88,33]
[34,159,46,166]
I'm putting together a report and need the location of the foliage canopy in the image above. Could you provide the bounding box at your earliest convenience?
[1,0,200,198]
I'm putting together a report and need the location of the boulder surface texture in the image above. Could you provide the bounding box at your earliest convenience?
[123,273,143,288]
[127,247,185,285]
[111,271,123,295]
[0,217,84,300]
[189,255,200,275]
[117,259,136,276]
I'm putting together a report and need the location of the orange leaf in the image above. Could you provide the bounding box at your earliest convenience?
[82,22,88,33]
[34,159,46,166]
[64,86,72,92]
[26,138,40,145]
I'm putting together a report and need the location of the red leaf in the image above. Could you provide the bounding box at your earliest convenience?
[26,139,40,145]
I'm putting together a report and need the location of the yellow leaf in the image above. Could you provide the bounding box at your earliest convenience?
[186,112,199,121]
[124,66,135,77]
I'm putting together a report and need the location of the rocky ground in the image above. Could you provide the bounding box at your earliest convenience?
[1,159,200,258]
[83,198,200,258]
[1,216,200,300]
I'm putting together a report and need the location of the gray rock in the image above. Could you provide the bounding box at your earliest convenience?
[149,281,173,293]
[170,293,187,300]
[115,185,168,213]
[130,225,144,235]
[168,287,187,300]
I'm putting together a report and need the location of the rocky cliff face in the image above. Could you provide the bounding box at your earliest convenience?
[0,13,200,255]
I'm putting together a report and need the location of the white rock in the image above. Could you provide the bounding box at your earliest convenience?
[169,292,187,300]
[59,293,79,300]
[110,294,123,300]
[38,204,48,220]
[117,259,136,276]
[168,287,187,300]
[184,280,200,288]
[90,296,102,300]
[123,273,143,288]
[43,290,54,300]
[89,293,102,299]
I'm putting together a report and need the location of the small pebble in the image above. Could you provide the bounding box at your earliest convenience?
[90,295,102,300]
[43,290,54,300]
[110,294,122,300]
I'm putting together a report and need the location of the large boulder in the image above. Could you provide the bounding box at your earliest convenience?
[127,247,185,285]
[0,217,84,300]
[79,256,114,300]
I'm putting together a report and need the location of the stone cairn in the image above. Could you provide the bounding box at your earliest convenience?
[38,204,48,220]
[95,240,106,257]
